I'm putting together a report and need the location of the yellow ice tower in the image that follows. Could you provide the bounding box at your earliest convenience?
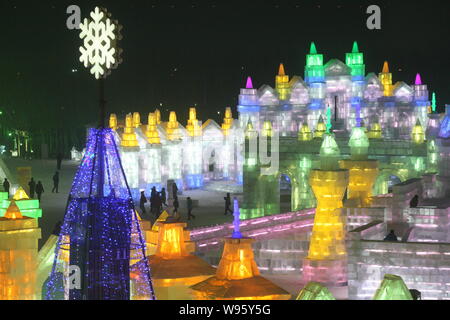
[166,111,181,141]
[275,63,290,100]
[303,134,349,286]
[154,109,162,125]
[379,61,393,96]
[109,113,118,130]
[368,122,382,139]
[261,121,273,137]
[186,107,202,137]
[0,200,41,300]
[340,127,379,208]
[314,116,327,139]
[147,222,216,300]
[133,112,141,128]
[146,112,161,144]
[121,113,139,147]
[221,107,233,136]
[298,122,313,141]
[411,119,425,144]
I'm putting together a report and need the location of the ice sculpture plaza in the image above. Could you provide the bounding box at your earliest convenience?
[82,41,450,300]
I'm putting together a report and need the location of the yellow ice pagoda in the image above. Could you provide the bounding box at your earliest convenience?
[190,199,291,300]
[148,221,216,300]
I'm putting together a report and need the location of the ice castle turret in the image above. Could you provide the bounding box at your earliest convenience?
[346,41,365,81]
[275,63,290,100]
[184,108,203,189]
[303,134,349,286]
[340,127,379,207]
[379,61,394,97]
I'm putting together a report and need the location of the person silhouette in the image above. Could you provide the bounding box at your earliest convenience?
[36,181,44,201]
[139,191,147,215]
[224,193,233,215]
[28,178,36,198]
[52,172,59,193]
[384,230,398,242]
[187,197,195,220]
[161,188,167,206]
[3,178,10,195]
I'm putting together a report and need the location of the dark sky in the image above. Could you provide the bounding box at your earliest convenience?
[1,0,449,132]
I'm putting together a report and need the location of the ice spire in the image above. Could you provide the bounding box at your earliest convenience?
[382,61,389,73]
[326,106,332,133]
[415,73,422,85]
[245,76,253,89]
[231,198,242,239]
[278,63,285,76]
[310,42,317,54]
[432,92,437,113]
[352,41,359,53]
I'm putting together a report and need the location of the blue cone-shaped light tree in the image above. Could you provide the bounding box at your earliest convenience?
[46,7,155,300]
[45,129,155,300]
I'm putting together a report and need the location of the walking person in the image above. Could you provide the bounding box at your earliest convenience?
[28,178,36,198]
[224,193,233,215]
[172,197,180,221]
[161,188,167,206]
[36,181,44,201]
[56,152,63,170]
[187,197,195,220]
[139,191,147,216]
[172,183,178,200]
[3,178,10,195]
[52,171,59,193]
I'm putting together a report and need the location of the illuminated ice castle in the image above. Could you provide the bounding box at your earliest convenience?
[108,107,243,195]
[108,42,439,207]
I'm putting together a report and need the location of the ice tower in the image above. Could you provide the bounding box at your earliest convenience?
[303,134,349,286]
[340,127,379,207]
[184,108,203,188]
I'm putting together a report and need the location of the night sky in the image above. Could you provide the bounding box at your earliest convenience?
[1,0,449,149]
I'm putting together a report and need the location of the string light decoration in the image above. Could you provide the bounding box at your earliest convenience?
[45,130,155,300]
[79,7,122,80]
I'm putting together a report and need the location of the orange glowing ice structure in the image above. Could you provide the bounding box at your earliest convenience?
[121,113,139,147]
[298,122,313,141]
[191,200,290,300]
[190,237,291,300]
[166,111,181,141]
[221,107,233,136]
[186,108,202,137]
[109,113,118,130]
[303,134,349,287]
[275,63,290,100]
[379,61,394,97]
[148,222,216,300]
[340,127,379,208]
[146,112,161,144]
[0,199,41,300]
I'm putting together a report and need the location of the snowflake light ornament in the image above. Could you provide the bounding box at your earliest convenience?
[79,7,122,80]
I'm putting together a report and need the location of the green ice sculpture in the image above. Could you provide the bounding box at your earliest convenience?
[348,127,369,160]
[296,282,336,300]
[319,134,341,171]
[373,274,413,300]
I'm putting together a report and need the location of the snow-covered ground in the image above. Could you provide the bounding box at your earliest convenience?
[1,157,242,248]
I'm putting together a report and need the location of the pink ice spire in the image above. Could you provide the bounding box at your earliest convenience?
[415,73,422,85]
[245,76,253,89]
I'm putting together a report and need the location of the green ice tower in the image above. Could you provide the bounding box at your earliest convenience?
[346,41,365,81]
[305,42,325,84]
